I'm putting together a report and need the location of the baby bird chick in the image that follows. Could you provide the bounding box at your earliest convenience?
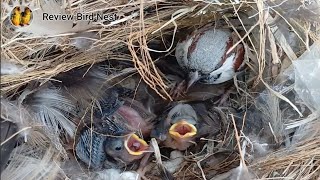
[75,115,150,169]
[105,133,150,164]
[151,103,224,151]
[152,104,198,150]
[76,88,155,169]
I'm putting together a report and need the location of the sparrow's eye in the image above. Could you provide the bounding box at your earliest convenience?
[115,146,122,151]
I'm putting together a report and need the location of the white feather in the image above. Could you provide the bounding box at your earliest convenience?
[1,98,49,149]
[1,145,63,180]
[92,169,139,180]
[229,165,255,180]
[1,97,34,143]
[255,90,284,143]
[291,115,320,145]
[163,151,184,174]
[0,61,27,75]
[206,53,236,84]
[24,87,77,137]
[175,36,194,70]
[211,162,255,180]
[211,140,255,180]
[70,31,99,50]
[58,66,109,112]
[1,84,77,157]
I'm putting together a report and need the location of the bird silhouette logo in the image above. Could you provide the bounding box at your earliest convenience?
[10,6,33,27]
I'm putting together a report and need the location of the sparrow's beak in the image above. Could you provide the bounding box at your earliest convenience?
[187,71,200,90]
[169,120,197,139]
[124,134,149,156]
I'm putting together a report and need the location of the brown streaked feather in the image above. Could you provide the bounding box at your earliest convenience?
[234,44,245,71]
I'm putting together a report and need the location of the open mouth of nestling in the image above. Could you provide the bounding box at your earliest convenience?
[124,134,149,156]
[169,120,197,138]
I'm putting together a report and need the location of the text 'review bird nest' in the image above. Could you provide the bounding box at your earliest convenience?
[1,0,320,180]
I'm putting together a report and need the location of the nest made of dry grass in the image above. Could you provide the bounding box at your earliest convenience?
[1,0,320,179]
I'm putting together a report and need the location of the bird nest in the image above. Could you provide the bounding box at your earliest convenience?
[1,0,320,180]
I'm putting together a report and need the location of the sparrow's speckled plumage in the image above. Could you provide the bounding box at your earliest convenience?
[175,27,245,89]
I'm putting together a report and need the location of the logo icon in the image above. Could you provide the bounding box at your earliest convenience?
[10,6,33,27]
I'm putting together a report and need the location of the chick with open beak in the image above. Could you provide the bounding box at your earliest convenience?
[75,88,154,169]
[75,114,151,169]
[175,26,245,90]
[105,133,150,164]
[151,102,226,151]
[152,103,199,150]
